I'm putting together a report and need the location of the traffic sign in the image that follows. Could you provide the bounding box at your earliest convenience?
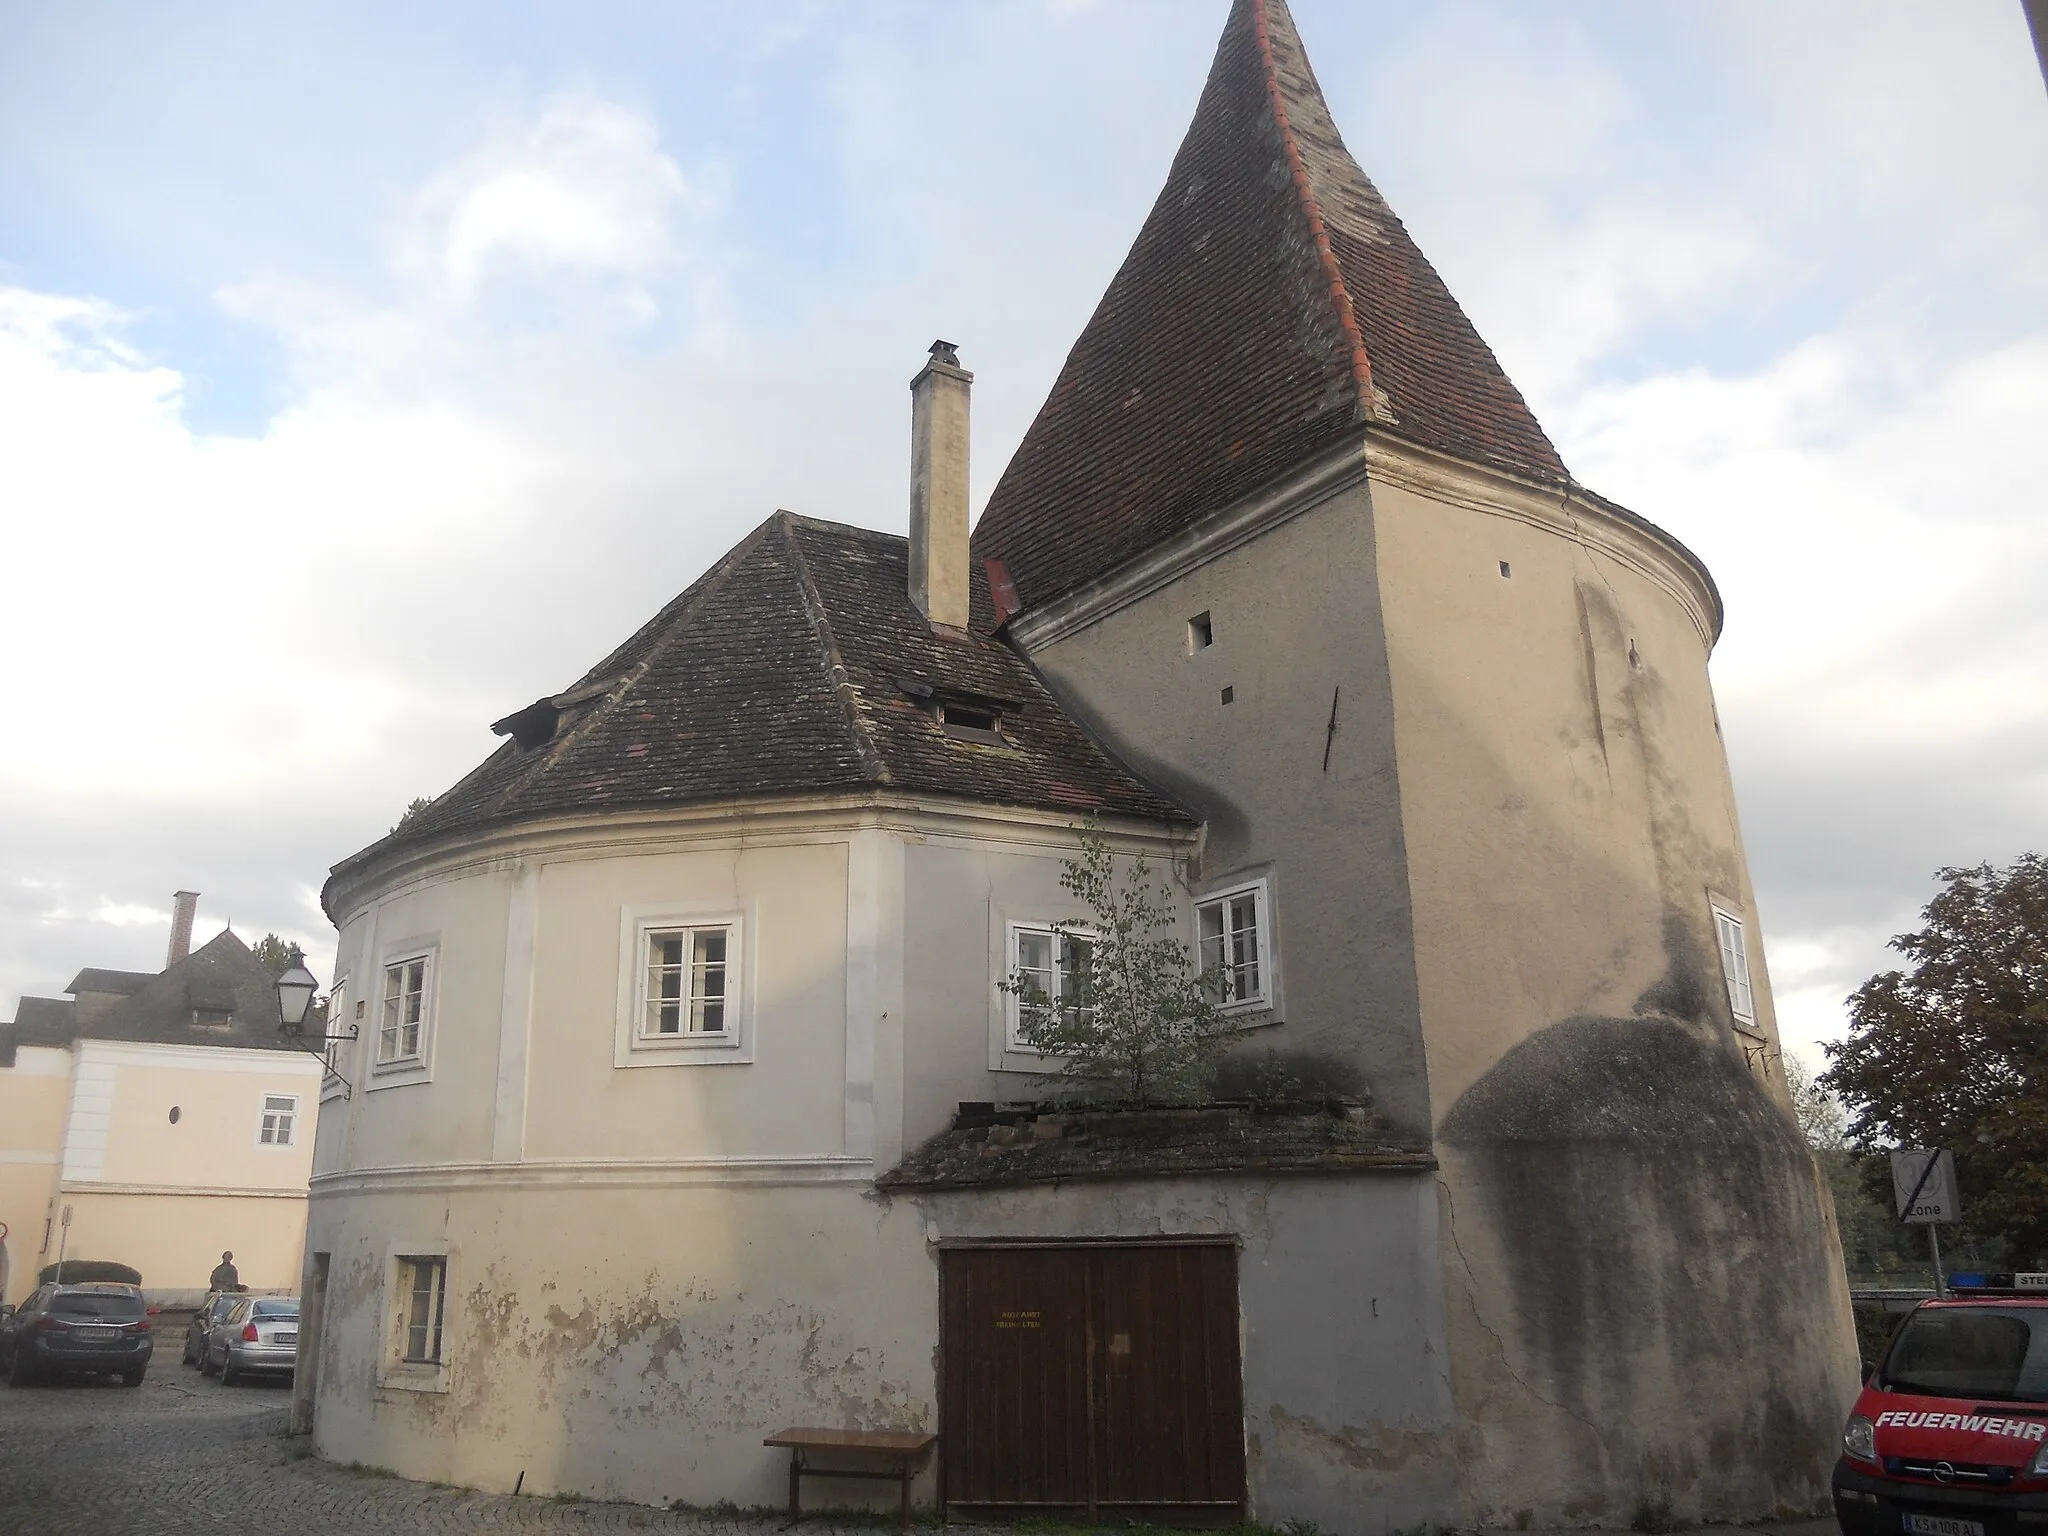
[1892,1149,1961,1224]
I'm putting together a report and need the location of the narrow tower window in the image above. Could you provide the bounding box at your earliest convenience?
[1188,612,1214,652]
[1712,904,1757,1031]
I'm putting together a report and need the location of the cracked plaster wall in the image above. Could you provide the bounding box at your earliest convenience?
[306,1183,936,1508]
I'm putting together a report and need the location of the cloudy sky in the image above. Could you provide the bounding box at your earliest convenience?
[2,0,2044,1074]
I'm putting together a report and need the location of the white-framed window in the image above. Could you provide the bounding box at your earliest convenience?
[1197,878,1272,1009]
[1712,902,1758,1031]
[401,1256,447,1363]
[257,1093,299,1147]
[377,953,432,1066]
[641,924,733,1038]
[615,904,751,1066]
[378,1243,454,1392]
[321,975,348,1102]
[1005,922,1097,1052]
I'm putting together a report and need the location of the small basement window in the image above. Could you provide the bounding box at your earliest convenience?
[1188,612,1214,652]
[938,703,1004,744]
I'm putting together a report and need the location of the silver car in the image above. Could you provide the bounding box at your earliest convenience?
[203,1296,298,1385]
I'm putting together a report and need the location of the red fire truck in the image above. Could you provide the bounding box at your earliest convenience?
[1836,1289,2048,1531]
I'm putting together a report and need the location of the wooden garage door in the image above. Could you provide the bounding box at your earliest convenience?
[940,1242,1245,1518]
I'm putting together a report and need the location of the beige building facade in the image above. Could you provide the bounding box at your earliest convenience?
[2,923,323,1305]
[2,1035,320,1306]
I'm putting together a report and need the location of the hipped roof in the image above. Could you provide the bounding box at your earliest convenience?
[973,0,1567,613]
[331,514,1189,900]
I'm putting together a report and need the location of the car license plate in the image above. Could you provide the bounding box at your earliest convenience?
[275,1333,297,1345]
[1903,1516,1985,1536]
[77,1326,118,1341]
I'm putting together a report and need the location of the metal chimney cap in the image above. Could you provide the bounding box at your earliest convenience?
[928,340,960,366]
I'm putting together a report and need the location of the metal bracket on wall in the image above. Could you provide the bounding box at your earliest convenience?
[281,1015,360,1100]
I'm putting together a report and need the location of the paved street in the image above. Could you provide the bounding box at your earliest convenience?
[0,1363,1843,1536]
[0,1368,932,1536]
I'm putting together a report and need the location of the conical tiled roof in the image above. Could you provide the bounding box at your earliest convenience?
[329,514,1189,899]
[974,0,1567,613]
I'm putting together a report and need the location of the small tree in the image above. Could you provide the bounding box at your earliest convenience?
[1001,828,1228,1108]
[248,933,305,976]
[392,796,435,835]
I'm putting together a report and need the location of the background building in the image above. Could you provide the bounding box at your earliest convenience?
[0,897,322,1305]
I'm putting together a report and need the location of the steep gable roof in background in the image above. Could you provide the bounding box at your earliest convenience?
[973,0,1566,613]
[3,930,304,1058]
[331,513,1189,898]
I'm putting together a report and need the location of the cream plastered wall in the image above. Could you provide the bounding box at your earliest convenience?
[305,802,1205,1510]
[1367,466,1772,1108]
[56,1190,308,1293]
[305,1182,934,1505]
[1011,458,1432,1140]
[302,1168,1451,1523]
[1,1045,69,1303]
[89,1043,320,1192]
[49,1041,320,1293]
[1365,454,1860,1521]
[898,824,1194,1150]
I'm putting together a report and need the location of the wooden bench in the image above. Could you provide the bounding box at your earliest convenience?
[763,1427,937,1530]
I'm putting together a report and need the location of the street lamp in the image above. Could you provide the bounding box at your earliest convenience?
[273,957,358,1098]
[275,962,320,1034]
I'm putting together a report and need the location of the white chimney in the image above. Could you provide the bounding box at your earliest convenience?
[909,340,972,632]
[167,890,199,966]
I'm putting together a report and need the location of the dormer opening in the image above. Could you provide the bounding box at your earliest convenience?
[937,702,1004,744]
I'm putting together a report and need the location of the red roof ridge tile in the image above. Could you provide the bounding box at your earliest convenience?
[1250,0,1377,427]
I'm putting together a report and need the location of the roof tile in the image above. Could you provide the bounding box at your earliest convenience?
[332,515,1190,894]
[972,0,1566,613]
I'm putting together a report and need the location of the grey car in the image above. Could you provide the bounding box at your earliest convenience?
[2,1283,154,1386]
[203,1296,298,1385]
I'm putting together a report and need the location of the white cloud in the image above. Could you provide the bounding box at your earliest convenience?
[1555,325,2048,1062]
[412,90,708,319]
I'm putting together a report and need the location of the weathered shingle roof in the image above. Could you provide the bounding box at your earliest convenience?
[67,968,155,997]
[972,0,1567,614]
[3,931,306,1057]
[332,514,1189,892]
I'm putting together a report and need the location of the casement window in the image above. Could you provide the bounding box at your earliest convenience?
[400,1256,447,1364]
[642,924,733,1037]
[1006,923,1097,1051]
[617,906,751,1066]
[378,954,431,1065]
[320,976,348,1101]
[257,1093,299,1147]
[1712,903,1758,1031]
[1197,878,1271,1009]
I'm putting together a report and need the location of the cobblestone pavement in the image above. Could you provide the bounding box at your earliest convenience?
[0,1367,950,1536]
[0,1364,1845,1536]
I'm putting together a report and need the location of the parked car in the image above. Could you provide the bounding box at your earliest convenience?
[182,1291,241,1366]
[203,1295,298,1385]
[1,1282,153,1386]
[1836,1286,2048,1524]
